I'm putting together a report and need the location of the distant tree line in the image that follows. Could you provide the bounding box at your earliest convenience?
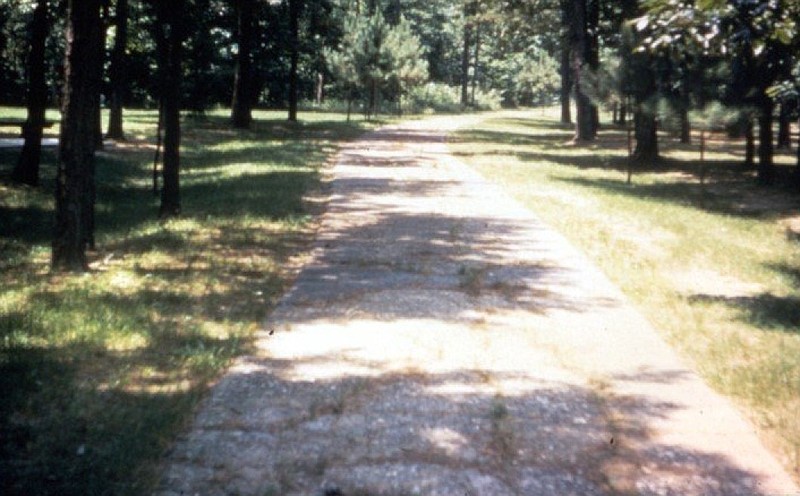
[1,0,798,271]
[1,0,565,271]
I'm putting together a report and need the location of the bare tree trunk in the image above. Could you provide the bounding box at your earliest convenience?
[460,1,472,106]
[795,117,800,185]
[106,0,127,139]
[587,0,599,133]
[369,78,377,119]
[560,46,571,124]
[315,72,324,105]
[743,118,755,169]
[231,0,254,128]
[158,0,185,217]
[559,0,572,124]
[53,0,103,271]
[633,105,658,163]
[777,102,791,149]
[679,106,691,144]
[287,0,300,122]
[571,0,594,141]
[93,1,109,151]
[757,99,775,185]
[13,0,49,187]
[471,23,480,106]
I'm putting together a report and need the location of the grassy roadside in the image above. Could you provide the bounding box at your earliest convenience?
[450,109,800,481]
[0,108,376,495]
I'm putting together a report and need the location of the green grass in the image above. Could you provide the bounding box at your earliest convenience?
[451,108,800,480]
[0,107,378,495]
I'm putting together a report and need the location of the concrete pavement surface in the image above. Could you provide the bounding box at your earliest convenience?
[157,115,799,496]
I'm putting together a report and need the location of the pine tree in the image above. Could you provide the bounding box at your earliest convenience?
[53,0,104,271]
[384,16,428,113]
[232,0,255,128]
[12,0,49,186]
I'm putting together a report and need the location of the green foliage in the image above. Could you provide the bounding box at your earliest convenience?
[0,0,63,106]
[637,0,796,106]
[485,50,559,107]
[0,0,568,115]
[404,82,501,113]
[385,16,428,92]
[687,101,743,130]
[472,87,504,111]
[407,82,462,112]
[397,0,463,82]
[324,7,428,109]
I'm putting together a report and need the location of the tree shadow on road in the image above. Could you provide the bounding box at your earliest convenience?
[160,350,767,495]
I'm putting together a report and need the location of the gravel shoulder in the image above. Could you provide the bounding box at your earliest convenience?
[156,115,799,496]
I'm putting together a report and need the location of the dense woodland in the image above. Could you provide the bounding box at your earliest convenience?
[0,0,799,271]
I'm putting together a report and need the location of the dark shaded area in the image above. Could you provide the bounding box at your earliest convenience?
[0,205,52,244]
[689,292,800,333]
[553,174,800,221]
[768,262,800,286]
[0,338,236,496]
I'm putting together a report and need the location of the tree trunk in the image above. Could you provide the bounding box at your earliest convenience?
[777,102,790,149]
[315,72,324,105]
[287,0,300,122]
[369,78,377,119]
[560,46,571,124]
[231,0,254,128]
[471,23,480,106]
[460,1,472,106]
[559,0,572,124]
[106,0,128,139]
[93,2,109,151]
[744,118,755,169]
[795,117,800,185]
[633,106,658,163]
[53,0,103,271]
[618,102,626,125]
[757,99,774,185]
[158,0,184,217]
[12,0,49,187]
[95,96,104,150]
[679,106,691,144]
[571,0,594,141]
[587,0,599,134]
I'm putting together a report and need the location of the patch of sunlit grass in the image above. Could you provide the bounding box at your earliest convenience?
[452,109,800,480]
